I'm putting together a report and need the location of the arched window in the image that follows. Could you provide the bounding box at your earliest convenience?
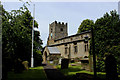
[51,28,53,32]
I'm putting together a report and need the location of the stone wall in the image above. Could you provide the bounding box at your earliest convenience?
[55,41,89,59]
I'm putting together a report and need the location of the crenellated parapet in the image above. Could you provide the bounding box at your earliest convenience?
[54,21,67,27]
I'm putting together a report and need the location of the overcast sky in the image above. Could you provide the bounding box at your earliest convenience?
[1,1,118,47]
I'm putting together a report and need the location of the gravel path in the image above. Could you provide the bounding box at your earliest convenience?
[43,64,66,80]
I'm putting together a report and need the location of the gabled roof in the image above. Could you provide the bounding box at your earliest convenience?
[47,47,61,54]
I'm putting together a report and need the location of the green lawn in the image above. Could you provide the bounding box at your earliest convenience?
[56,64,94,75]
[7,66,47,80]
[55,63,106,79]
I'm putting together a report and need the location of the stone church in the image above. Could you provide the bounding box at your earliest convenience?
[43,21,92,70]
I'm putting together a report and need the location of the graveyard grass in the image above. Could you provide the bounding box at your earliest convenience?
[7,66,47,80]
[56,64,94,75]
[55,63,120,79]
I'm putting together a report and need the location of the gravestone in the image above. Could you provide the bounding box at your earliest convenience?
[81,60,89,70]
[61,59,69,69]
[22,61,29,70]
[105,54,118,80]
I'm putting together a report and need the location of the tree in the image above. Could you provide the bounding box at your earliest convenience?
[2,4,14,79]
[94,10,120,55]
[77,10,120,72]
[2,3,43,71]
[77,19,94,33]
[94,10,120,72]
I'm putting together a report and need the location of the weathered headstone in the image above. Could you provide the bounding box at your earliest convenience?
[81,60,89,70]
[105,54,118,80]
[22,61,29,70]
[61,59,69,69]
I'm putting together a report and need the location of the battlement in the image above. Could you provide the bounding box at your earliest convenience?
[51,21,67,26]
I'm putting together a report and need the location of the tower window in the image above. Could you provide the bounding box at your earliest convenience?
[51,29,52,32]
[60,28,63,31]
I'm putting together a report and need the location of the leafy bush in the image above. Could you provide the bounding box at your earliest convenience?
[34,50,43,67]
[53,60,59,65]
[48,55,61,65]
[96,60,105,72]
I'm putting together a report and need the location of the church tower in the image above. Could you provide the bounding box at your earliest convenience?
[47,21,68,45]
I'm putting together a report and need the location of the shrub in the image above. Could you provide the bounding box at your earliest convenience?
[53,60,59,65]
[96,60,105,72]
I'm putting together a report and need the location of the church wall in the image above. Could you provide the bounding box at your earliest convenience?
[54,40,89,59]
[43,47,50,63]
[44,21,93,71]
[56,45,65,58]
[77,42,85,57]
[69,42,85,59]
[47,32,91,60]
[70,43,75,58]
[54,32,91,45]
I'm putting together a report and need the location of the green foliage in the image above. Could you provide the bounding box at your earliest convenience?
[96,60,105,72]
[34,50,43,66]
[2,3,43,70]
[77,19,94,33]
[53,59,59,65]
[94,10,119,54]
[48,55,61,65]
[94,10,120,72]
[77,10,120,72]
[109,45,120,73]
